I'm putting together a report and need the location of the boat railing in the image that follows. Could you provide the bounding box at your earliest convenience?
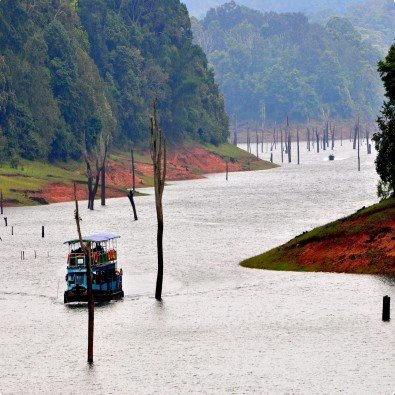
[68,249,117,267]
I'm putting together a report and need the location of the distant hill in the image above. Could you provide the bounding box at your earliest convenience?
[346,0,395,53]
[0,0,228,164]
[183,0,365,18]
[192,2,383,124]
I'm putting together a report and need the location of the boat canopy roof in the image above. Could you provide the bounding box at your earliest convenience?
[64,233,120,245]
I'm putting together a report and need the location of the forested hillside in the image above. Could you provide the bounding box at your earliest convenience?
[192,2,383,124]
[0,0,228,164]
[183,0,365,18]
[345,0,395,53]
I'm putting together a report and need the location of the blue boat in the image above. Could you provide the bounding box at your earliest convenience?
[328,154,335,161]
[64,233,124,303]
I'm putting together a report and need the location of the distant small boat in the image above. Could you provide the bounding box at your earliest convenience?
[328,154,335,161]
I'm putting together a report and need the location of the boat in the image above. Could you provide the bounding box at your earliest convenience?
[64,233,124,303]
[328,154,335,161]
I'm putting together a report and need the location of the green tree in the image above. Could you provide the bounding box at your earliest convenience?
[373,42,395,198]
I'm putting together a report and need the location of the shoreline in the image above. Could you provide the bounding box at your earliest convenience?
[240,198,395,276]
[0,143,277,207]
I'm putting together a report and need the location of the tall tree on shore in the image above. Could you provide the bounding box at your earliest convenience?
[373,42,395,198]
[150,100,167,301]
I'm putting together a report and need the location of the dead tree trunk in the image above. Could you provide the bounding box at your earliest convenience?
[73,182,94,363]
[366,129,372,154]
[127,149,138,221]
[0,190,3,215]
[316,129,320,153]
[297,128,300,165]
[331,126,335,150]
[256,130,259,158]
[357,117,361,171]
[287,131,291,163]
[101,165,106,206]
[280,130,284,163]
[150,100,167,301]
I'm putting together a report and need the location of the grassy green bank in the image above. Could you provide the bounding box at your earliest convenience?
[0,143,276,206]
[241,198,395,276]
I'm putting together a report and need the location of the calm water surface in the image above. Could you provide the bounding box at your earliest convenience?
[0,142,394,394]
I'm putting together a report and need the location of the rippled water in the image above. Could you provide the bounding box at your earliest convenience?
[0,142,394,394]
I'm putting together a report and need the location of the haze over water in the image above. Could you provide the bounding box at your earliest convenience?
[0,142,394,394]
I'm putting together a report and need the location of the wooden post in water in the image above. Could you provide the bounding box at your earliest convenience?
[382,296,390,321]
[11,226,13,235]
[74,182,94,363]
[42,226,44,238]
[0,190,3,215]
[4,217,7,227]
[316,129,319,153]
[287,132,291,163]
[226,161,229,181]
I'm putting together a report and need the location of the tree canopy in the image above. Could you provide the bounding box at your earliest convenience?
[192,1,383,124]
[374,41,395,198]
[0,0,228,164]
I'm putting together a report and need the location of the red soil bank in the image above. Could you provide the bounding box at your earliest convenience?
[30,146,254,204]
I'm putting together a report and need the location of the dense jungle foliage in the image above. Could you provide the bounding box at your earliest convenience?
[0,0,228,163]
[192,2,384,124]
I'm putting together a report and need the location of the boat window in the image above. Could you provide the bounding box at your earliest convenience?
[77,258,84,266]
[68,274,75,284]
[75,274,85,285]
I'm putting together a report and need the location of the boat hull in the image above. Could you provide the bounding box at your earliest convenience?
[64,288,124,303]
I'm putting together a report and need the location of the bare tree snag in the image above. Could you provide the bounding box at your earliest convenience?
[280,129,284,163]
[84,128,110,210]
[357,115,361,171]
[127,149,138,221]
[73,182,94,363]
[256,130,259,158]
[316,129,320,153]
[297,128,300,165]
[0,190,3,215]
[101,164,106,206]
[150,100,167,301]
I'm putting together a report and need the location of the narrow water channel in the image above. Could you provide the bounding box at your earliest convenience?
[0,142,393,394]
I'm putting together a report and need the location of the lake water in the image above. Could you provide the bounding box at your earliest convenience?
[0,141,394,394]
